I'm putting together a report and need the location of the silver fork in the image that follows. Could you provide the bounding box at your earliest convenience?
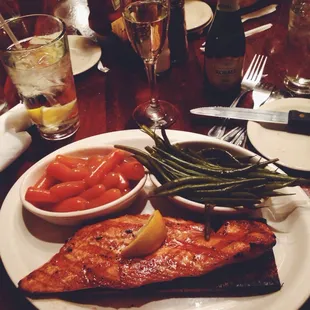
[207,54,268,138]
[222,81,274,147]
[252,82,275,109]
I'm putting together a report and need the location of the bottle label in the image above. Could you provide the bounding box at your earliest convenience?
[217,0,240,12]
[111,0,120,11]
[205,57,244,91]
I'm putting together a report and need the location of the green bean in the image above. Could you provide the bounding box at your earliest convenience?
[250,181,295,192]
[198,148,245,167]
[175,145,228,169]
[114,144,148,158]
[140,125,166,149]
[148,157,171,183]
[189,197,261,207]
[259,191,296,197]
[161,158,209,177]
[230,192,259,199]
[115,126,310,210]
[170,145,213,166]
[248,171,298,183]
[152,146,269,176]
[154,175,244,193]
[154,177,266,196]
[204,203,214,241]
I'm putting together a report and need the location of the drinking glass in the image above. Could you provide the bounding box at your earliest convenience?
[0,14,80,140]
[120,0,178,128]
[283,0,310,94]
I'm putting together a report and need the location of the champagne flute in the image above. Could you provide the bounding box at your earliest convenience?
[121,0,177,128]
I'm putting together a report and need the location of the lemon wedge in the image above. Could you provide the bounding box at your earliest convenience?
[122,210,167,258]
[27,107,42,124]
[41,100,76,126]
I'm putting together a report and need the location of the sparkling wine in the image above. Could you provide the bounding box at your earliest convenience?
[122,0,169,61]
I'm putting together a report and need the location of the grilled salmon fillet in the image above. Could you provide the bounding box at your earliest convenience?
[19,215,276,294]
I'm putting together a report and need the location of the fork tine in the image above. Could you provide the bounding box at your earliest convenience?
[248,55,264,81]
[243,54,258,80]
[254,56,267,83]
[247,55,261,80]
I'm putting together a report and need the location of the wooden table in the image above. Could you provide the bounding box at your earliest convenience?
[0,0,309,309]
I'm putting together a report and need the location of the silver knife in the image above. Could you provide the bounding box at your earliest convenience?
[190,107,310,131]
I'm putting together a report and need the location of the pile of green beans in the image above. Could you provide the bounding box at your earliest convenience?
[115,125,309,209]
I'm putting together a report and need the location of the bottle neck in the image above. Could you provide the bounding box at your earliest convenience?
[217,0,240,12]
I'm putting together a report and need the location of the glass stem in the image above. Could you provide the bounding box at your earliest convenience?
[144,60,158,108]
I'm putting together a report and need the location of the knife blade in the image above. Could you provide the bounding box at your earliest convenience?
[190,107,310,132]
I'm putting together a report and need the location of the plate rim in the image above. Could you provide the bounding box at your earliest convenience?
[185,0,213,31]
[1,129,310,310]
[68,35,102,76]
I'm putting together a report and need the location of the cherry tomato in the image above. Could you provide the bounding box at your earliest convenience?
[56,155,87,168]
[118,161,145,180]
[121,188,131,195]
[25,187,58,204]
[118,174,129,190]
[102,172,120,189]
[53,196,90,212]
[46,161,89,182]
[34,174,57,190]
[113,164,121,173]
[50,181,86,201]
[86,149,126,187]
[123,155,138,163]
[89,188,122,208]
[87,155,106,171]
[80,184,106,201]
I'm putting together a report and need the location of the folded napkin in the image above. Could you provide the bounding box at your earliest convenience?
[0,103,32,172]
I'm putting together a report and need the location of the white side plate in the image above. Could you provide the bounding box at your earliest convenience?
[185,0,213,32]
[68,35,102,75]
[247,98,310,171]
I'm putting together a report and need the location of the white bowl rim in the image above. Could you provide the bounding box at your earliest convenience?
[20,145,147,218]
[149,139,285,212]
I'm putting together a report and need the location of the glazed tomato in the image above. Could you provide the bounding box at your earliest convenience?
[118,160,145,180]
[88,155,106,172]
[102,172,120,189]
[118,174,129,190]
[86,149,126,187]
[89,188,122,208]
[50,181,86,201]
[28,148,145,213]
[56,155,87,168]
[46,161,89,182]
[34,174,57,190]
[25,187,58,204]
[53,196,90,212]
[80,184,106,200]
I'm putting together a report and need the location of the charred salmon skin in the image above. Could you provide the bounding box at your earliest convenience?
[19,215,276,294]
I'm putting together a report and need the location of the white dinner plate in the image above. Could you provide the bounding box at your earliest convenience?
[184,0,213,32]
[0,129,310,310]
[68,35,102,76]
[247,98,310,171]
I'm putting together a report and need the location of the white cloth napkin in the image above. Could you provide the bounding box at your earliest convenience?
[0,103,32,172]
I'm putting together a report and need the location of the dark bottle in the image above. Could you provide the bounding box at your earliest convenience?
[168,0,188,64]
[204,0,245,94]
[88,0,121,36]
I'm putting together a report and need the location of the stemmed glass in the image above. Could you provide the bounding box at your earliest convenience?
[120,0,177,128]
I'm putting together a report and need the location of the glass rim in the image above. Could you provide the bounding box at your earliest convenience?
[0,14,66,54]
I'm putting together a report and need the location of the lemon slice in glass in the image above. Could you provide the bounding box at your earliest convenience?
[41,100,76,127]
[122,210,167,258]
[27,107,43,124]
